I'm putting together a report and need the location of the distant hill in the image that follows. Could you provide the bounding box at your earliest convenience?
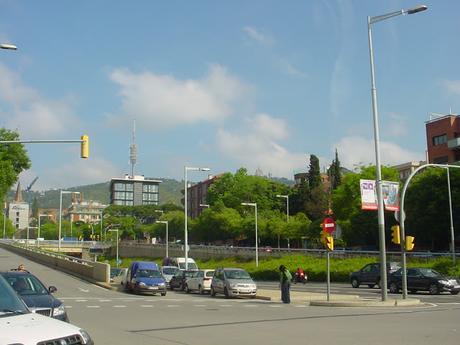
[10,178,184,209]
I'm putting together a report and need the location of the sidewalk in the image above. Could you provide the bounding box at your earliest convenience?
[256,289,421,307]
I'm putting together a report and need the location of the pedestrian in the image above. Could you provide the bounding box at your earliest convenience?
[17,264,28,272]
[279,265,292,303]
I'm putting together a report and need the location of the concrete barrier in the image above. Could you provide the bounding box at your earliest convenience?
[0,241,110,284]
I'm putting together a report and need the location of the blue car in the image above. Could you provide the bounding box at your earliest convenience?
[0,270,69,322]
[124,261,167,296]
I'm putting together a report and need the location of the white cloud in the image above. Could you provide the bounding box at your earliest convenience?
[334,136,424,170]
[109,64,248,129]
[441,79,460,95]
[279,59,307,79]
[0,64,78,137]
[35,158,120,190]
[243,26,274,46]
[216,113,306,178]
[385,112,407,137]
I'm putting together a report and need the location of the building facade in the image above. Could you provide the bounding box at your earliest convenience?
[391,161,426,181]
[426,114,460,164]
[110,175,161,206]
[8,182,29,231]
[66,199,107,224]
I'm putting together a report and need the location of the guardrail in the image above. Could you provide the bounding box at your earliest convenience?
[0,239,110,283]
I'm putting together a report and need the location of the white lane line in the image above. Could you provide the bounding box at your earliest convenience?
[193,304,207,307]
[91,284,108,291]
[219,305,232,307]
[140,305,155,308]
[78,288,89,293]
[87,306,100,309]
[113,305,127,308]
[76,300,88,302]
[269,305,282,308]
[162,298,183,302]
[436,302,460,305]
[98,299,111,302]
[167,305,179,308]
[295,305,308,308]
[66,306,73,309]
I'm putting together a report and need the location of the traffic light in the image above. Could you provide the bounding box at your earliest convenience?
[391,225,400,244]
[81,134,89,158]
[405,236,415,251]
[320,231,334,251]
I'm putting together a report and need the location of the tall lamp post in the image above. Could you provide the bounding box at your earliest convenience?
[276,194,289,249]
[58,190,80,252]
[242,202,258,267]
[3,202,7,239]
[108,228,119,267]
[156,220,169,258]
[445,167,456,264]
[184,166,210,269]
[367,4,427,301]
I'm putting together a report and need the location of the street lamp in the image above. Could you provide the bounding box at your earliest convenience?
[276,194,289,249]
[58,190,80,252]
[26,226,38,250]
[0,43,17,50]
[156,220,169,258]
[241,202,258,267]
[3,202,7,239]
[108,228,119,267]
[367,4,427,301]
[445,167,456,264]
[184,166,210,269]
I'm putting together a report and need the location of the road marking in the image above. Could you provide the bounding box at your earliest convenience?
[436,302,460,305]
[140,305,154,308]
[219,304,232,307]
[295,305,308,308]
[167,305,179,308]
[65,306,73,308]
[76,299,88,302]
[113,305,127,308]
[87,305,100,308]
[269,305,282,308]
[78,288,89,293]
[98,299,111,302]
[193,304,207,307]
[243,305,258,308]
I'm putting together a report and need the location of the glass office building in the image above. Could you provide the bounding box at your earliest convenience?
[110,175,161,206]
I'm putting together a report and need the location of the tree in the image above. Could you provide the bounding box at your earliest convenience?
[0,128,31,201]
[308,154,321,189]
[329,149,342,190]
[332,165,399,247]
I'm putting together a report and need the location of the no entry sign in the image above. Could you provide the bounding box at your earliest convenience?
[323,217,336,234]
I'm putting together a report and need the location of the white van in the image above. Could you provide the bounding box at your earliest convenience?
[0,275,94,344]
[164,257,198,270]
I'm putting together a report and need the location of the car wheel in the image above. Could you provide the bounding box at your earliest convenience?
[161,292,166,296]
[199,285,204,295]
[389,282,399,294]
[429,283,440,295]
[351,278,360,288]
[450,291,459,295]
[376,279,381,289]
[210,287,216,297]
[185,284,190,293]
[180,283,185,291]
[224,287,229,299]
[368,284,375,288]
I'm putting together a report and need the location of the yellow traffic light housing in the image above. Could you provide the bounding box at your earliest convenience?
[391,225,400,244]
[405,235,415,251]
[81,134,89,159]
[320,231,334,251]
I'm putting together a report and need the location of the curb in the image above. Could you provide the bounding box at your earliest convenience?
[310,298,421,307]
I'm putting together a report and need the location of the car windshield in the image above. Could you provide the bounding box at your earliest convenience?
[137,269,162,278]
[4,274,48,296]
[0,276,29,316]
[178,262,198,270]
[225,269,251,279]
[162,267,178,275]
[205,271,214,278]
[418,268,441,278]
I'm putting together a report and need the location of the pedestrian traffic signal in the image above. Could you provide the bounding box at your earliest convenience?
[81,134,89,158]
[405,235,415,251]
[391,225,400,244]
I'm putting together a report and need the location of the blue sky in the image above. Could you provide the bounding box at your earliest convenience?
[0,0,458,191]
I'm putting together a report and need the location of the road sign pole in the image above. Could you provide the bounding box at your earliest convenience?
[326,251,331,301]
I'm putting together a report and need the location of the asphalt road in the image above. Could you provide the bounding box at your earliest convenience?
[2,248,460,345]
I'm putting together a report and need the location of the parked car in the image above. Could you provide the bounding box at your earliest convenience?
[388,267,460,295]
[0,270,69,322]
[161,266,180,287]
[350,262,400,288]
[0,275,94,345]
[184,269,215,294]
[169,270,196,291]
[124,261,166,295]
[163,257,199,270]
[211,268,257,298]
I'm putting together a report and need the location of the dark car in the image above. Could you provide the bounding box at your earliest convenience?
[388,267,460,295]
[168,270,196,291]
[350,262,400,288]
[0,271,69,322]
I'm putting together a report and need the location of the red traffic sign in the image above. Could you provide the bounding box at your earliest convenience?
[323,217,336,234]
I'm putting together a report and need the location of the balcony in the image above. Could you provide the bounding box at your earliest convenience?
[448,138,460,149]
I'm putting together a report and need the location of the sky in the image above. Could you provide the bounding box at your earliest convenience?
[0,0,459,191]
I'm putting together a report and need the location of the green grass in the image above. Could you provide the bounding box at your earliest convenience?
[100,255,460,281]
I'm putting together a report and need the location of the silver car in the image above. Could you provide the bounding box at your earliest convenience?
[161,266,179,287]
[210,268,257,298]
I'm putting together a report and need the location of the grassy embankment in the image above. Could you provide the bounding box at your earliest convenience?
[102,254,460,282]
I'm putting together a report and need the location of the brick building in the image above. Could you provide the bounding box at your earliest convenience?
[426,114,460,164]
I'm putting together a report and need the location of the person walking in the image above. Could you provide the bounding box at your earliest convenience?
[279,265,292,303]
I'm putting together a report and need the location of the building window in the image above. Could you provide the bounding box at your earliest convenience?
[125,184,134,191]
[143,184,158,193]
[114,183,126,191]
[432,134,447,146]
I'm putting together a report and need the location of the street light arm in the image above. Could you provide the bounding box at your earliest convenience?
[369,5,427,24]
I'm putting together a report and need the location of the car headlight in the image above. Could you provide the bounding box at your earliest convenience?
[79,329,93,345]
[138,282,146,286]
[158,282,165,286]
[53,304,66,316]
[439,280,449,285]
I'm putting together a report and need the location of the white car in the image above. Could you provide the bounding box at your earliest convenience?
[184,269,215,294]
[0,275,94,344]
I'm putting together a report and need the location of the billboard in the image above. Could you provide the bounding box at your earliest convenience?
[360,179,399,211]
